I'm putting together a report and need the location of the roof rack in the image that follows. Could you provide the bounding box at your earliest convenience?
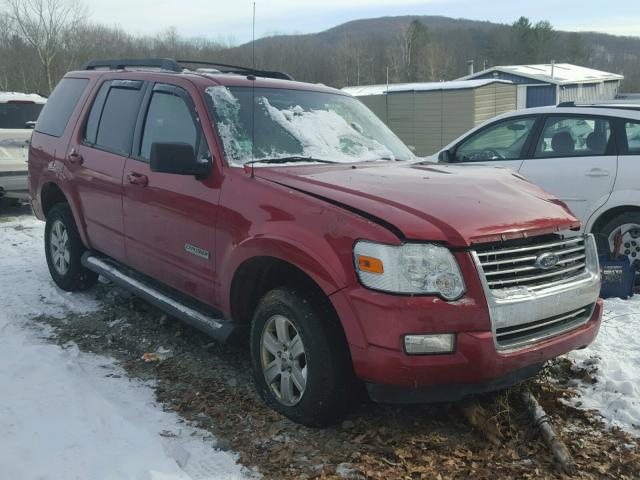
[556,100,640,112]
[177,59,292,80]
[83,58,181,72]
[82,58,293,81]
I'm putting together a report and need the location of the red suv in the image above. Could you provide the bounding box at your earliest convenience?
[29,59,603,426]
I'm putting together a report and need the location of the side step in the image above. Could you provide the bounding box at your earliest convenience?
[81,253,242,344]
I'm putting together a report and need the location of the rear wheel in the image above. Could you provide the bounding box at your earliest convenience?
[44,203,98,291]
[250,286,355,427]
[596,211,640,281]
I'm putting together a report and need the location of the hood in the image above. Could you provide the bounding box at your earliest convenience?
[255,162,580,247]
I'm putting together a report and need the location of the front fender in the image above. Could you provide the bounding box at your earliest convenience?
[217,225,371,349]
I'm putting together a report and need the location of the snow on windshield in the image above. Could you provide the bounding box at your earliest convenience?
[205,85,410,166]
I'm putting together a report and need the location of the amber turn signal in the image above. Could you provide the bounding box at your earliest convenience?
[357,255,384,274]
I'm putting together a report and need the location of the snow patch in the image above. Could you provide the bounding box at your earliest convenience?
[0,216,249,479]
[567,296,640,436]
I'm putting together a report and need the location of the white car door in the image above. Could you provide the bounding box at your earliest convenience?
[450,116,538,172]
[518,115,617,224]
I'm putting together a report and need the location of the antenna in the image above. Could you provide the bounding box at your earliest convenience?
[252,2,256,69]
[250,2,257,178]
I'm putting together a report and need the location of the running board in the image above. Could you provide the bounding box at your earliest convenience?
[81,253,242,344]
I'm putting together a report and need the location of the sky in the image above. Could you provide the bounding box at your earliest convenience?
[84,0,640,43]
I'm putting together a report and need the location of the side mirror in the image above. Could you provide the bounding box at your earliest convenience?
[438,149,452,163]
[150,142,210,177]
[25,121,36,129]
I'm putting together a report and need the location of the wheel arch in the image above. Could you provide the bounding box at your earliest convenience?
[588,204,640,239]
[40,181,91,248]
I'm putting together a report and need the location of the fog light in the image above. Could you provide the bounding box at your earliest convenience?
[404,334,455,355]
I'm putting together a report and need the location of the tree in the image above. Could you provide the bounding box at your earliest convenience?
[5,0,88,93]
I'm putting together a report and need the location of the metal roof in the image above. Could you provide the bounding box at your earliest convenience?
[0,92,47,103]
[342,79,512,96]
[457,63,623,85]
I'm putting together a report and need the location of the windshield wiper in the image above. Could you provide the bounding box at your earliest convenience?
[244,156,338,166]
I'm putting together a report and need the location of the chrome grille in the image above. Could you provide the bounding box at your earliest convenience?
[474,236,587,290]
[495,304,593,349]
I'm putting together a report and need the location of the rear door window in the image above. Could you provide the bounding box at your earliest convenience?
[90,81,145,155]
[0,102,44,129]
[454,117,536,162]
[623,121,640,154]
[35,77,89,137]
[534,116,612,158]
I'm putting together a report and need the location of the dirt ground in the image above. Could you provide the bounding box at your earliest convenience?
[4,201,639,479]
[29,283,639,480]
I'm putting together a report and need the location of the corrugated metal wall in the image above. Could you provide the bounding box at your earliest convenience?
[353,83,517,156]
[558,80,620,103]
[474,83,517,124]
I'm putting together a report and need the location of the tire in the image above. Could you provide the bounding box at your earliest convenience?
[595,211,640,278]
[250,286,355,427]
[44,203,98,291]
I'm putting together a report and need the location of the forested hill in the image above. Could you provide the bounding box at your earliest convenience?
[225,15,640,91]
[1,9,639,95]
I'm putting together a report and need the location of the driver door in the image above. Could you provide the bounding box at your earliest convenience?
[451,116,539,171]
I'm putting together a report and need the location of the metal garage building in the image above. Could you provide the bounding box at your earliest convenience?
[343,79,516,156]
[458,63,623,108]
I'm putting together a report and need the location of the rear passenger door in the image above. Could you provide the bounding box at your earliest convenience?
[71,79,147,262]
[519,115,617,224]
[122,82,219,304]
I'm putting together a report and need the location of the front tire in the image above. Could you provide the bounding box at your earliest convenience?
[250,286,355,427]
[44,203,98,291]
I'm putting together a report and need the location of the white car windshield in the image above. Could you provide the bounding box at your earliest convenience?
[205,85,415,166]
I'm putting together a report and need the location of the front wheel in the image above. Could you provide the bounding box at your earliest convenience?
[250,287,355,427]
[44,203,98,291]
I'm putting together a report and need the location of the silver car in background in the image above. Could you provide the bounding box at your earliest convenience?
[0,92,46,200]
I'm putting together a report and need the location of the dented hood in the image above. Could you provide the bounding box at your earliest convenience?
[255,162,580,247]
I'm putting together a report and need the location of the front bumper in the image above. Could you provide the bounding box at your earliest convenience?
[331,239,602,403]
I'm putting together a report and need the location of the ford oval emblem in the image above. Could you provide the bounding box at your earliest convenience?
[534,252,560,270]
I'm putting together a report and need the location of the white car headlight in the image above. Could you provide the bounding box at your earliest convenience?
[353,241,466,300]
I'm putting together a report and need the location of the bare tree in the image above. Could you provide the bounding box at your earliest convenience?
[5,0,87,93]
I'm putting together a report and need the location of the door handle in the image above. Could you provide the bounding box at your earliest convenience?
[585,168,610,177]
[67,148,84,165]
[127,172,149,187]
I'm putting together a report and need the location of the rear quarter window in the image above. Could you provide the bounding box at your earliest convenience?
[624,121,640,154]
[35,78,89,137]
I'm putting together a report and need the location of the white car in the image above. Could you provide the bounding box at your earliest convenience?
[0,92,46,200]
[431,104,640,270]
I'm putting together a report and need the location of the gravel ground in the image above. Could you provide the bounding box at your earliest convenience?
[4,203,640,479]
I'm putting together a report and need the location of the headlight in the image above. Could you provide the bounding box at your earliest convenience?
[353,241,466,300]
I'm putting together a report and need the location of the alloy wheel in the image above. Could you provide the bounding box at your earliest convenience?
[50,219,71,275]
[260,314,307,406]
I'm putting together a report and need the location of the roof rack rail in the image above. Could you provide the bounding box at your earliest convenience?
[177,59,293,80]
[556,100,640,111]
[81,58,293,81]
[83,58,181,72]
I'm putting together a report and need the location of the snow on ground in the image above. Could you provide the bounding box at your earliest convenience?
[0,215,249,480]
[567,296,640,436]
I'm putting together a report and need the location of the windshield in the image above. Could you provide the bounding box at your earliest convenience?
[0,102,44,129]
[204,86,414,166]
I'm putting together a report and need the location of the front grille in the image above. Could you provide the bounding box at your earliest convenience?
[495,304,593,349]
[474,235,587,290]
